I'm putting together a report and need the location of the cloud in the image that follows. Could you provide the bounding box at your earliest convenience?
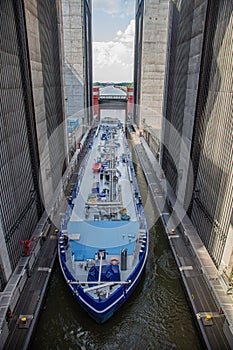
[93,0,134,17]
[93,20,135,82]
[116,30,123,36]
[116,19,135,42]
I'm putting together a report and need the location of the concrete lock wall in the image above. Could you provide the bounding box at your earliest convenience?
[139,0,170,133]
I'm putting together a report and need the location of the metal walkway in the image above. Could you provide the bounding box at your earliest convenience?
[3,227,57,350]
[3,176,77,350]
[131,132,232,350]
[2,130,94,350]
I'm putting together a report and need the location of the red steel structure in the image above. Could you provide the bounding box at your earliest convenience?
[93,87,100,117]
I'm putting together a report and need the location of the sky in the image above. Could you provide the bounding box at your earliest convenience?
[92,0,135,83]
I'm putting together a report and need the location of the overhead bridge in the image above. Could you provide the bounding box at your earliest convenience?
[98,94,128,110]
[99,94,128,101]
[93,86,131,122]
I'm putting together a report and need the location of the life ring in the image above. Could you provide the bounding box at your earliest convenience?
[110,257,120,265]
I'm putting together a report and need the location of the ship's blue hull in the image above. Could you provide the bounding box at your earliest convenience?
[58,119,149,323]
[59,245,147,323]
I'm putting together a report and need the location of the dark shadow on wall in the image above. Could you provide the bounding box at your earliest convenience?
[162,0,196,195]
[37,0,66,188]
[189,0,232,266]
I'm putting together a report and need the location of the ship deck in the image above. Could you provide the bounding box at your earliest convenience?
[69,122,137,223]
[64,121,141,261]
[59,119,148,299]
